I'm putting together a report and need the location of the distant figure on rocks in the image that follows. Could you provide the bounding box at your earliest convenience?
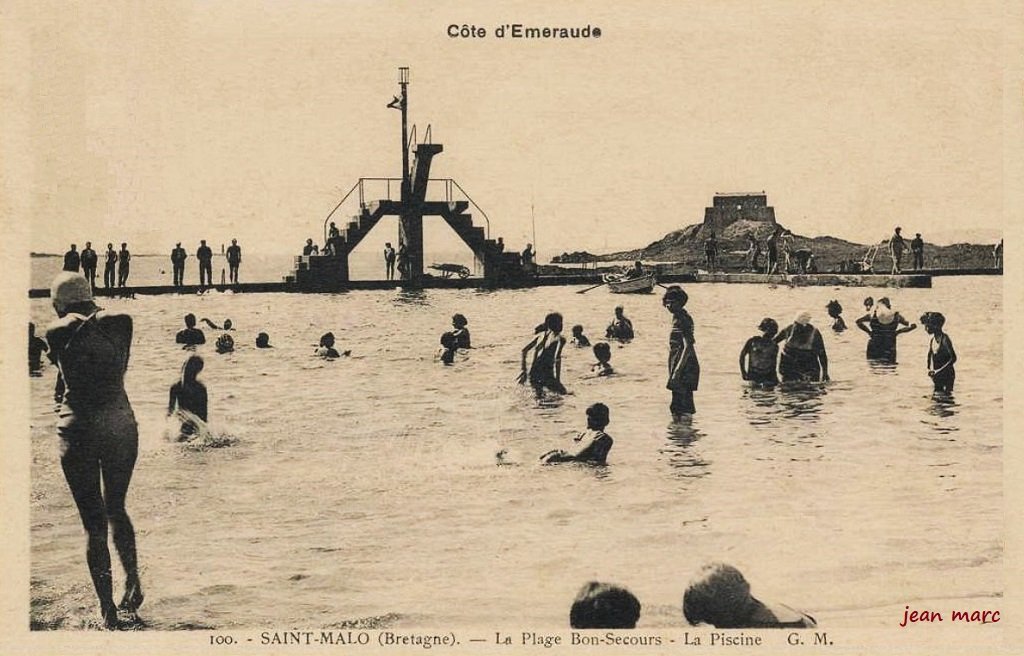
[541,403,614,465]
[175,314,206,346]
[663,286,700,416]
[738,318,779,387]
[921,312,956,393]
[683,563,816,629]
[196,240,213,287]
[746,232,761,272]
[451,313,471,348]
[28,322,49,374]
[168,355,207,441]
[826,300,846,332]
[888,226,906,274]
[855,297,916,363]
[519,312,567,397]
[774,312,829,382]
[255,332,272,348]
[703,231,719,271]
[791,248,814,274]
[226,238,242,284]
[315,332,349,359]
[910,233,925,270]
[117,243,131,287]
[605,306,634,341]
[81,242,98,287]
[170,242,187,287]
[570,581,641,629]
[765,227,782,275]
[591,342,614,376]
[103,243,117,288]
[63,244,80,272]
[522,243,534,268]
[384,242,396,280]
[570,324,591,348]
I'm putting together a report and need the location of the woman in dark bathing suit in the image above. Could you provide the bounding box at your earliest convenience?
[519,312,568,397]
[45,272,143,629]
[774,311,829,383]
[855,297,916,363]
[922,312,957,393]
[663,286,700,416]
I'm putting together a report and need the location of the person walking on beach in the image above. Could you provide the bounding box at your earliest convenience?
[738,318,779,387]
[855,297,916,363]
[921,312,957,394]
[80,242,98,287]
[168,355,208,441]
[888,226,906,274]
[45,272,144,629]
[384,242,396,280]
[774,312,829,382]
[103,243,117,289]
[117,242,131,287]
[196,240,213,287]
[226,238,241,284]
[519,312,568,397]
[170,243,187,286]
[63,244,81,272]
[663,286,700,417]
[910,233,925,270]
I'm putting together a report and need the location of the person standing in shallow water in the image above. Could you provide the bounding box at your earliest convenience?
[168,355,208,441]
[738,318,779,387]
[663,286,700,416]
[855,297,916,363]
[774,312,829,382]
[519,312,568,397]
[451,313,471,349]
[45,272,143,629]
[921,312,956,393]
[826,300,846,332]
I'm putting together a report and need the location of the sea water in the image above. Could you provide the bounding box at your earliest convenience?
[28,276,1001,629]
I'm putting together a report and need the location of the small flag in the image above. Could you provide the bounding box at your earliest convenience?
[386,96,402,110]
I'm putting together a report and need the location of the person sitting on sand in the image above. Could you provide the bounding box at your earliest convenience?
[168,355,208,441]
[570,324,591,348]
[605,306,634,341]
[921,312,957,393]
[541,403,614,465]
[201,317,233,331]
[519,313,568,397]
[315,332,350,359]
[826,300,846,332]
[855,297,916,363]
[591,342,614,376]
[255,332,272,348]
[774,312,829,383]
[175,313,206,346]
[738,318,779,387]
[29,322,49,374]
[451,313,471,349]
[438,331,458,366]
[683,563,816,629]
[570,581,641,629]
[214,333,234,354]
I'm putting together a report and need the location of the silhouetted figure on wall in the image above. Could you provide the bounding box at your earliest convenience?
[63,244,80,272]
[197,240,213,287]
[80,242,97,287]
[117,242,131,287]
[226,238,241,284]
[103,243,117,288]
[170,242,187,286]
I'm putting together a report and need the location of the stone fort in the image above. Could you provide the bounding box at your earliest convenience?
[702,192,777,234]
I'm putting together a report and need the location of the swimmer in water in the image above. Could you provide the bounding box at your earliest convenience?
[605,305,635,341]
[519,312,568,396]
[438,331,457,365]
[255,332,271,348]
[921,312,957,393]
[570,582,641,629]
[215,333,234,354]
[774,312,829,382]
[855,297,916,363]
[541,403,614,464]
[683,563,816,629]
[315,332,350,359]
[570,324,591,348]
[826,300,846,332]
[591,342,614,376]
[175,313,206,346]
[450,313,471,349]
[45,272,143,628]
[738,318,779,387]
[168,355,208,440]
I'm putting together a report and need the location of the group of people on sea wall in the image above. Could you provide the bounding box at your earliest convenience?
[570,563,816,630]
[61,242,131,289]
[170,239,243,287]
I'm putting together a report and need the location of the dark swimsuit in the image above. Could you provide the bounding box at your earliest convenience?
[866,317,898,362]
[744,336,778,385]
[528,332,567,394]
[778,324,823,382]
[929,334,956,392]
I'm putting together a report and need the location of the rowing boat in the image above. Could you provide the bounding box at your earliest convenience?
[602,272,656,294]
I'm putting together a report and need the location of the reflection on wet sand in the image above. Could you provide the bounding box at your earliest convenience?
[661,418,709,477]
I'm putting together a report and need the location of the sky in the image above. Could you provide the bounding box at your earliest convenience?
[3,0,1016,258]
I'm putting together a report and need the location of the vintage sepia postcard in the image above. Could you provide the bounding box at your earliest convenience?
[1,1,1021,654]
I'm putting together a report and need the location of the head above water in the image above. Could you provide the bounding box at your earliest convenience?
[215,333,234,353]
[683,563,754,628]
[452,313,468,329]
[614,305,625,317]
[319,332,335,348]
[593,342,611,364]
[758,317,779,337]
[255,332,271,348]
[571,324,584,336]
[223,319,233,330]
[826,300,843,318]
[569,581,640,629]
[50,272,95,317]
[184,313,197,328]
[585,402,610,430]
[181,354,204,382]
[544,312,563,334]
[863,296,874,309]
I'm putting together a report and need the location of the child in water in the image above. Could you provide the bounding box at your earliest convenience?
[591,342,614,376]
[541,403,614,465]
[315,332,350,359]
[571,324,591,348]
[826,300,846,332]
[168,355,208,441]
[921,312,956,393]
[438,331,457,365]
[738,318,779,387]
[605,306,635,341]
[450,313,471,349]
